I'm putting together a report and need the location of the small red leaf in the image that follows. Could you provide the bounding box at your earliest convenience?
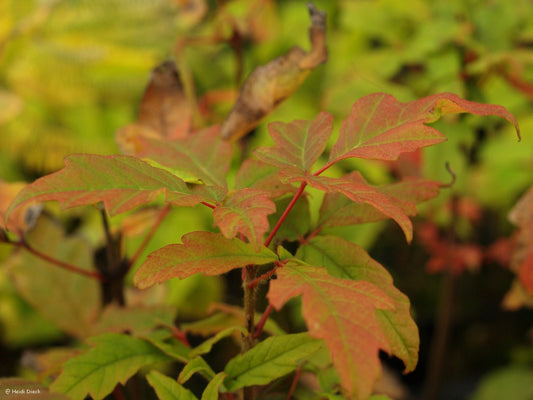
[318,173,441,230]
[417,223,482,275]
[254,112,334,174]
[213,189,276,251]
[268,262,393,399]
[329,92,520,162]
[283,173,414,242]
[133,231,277,289]
[7,155,203,221]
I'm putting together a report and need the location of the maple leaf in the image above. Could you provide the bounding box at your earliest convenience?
[6,154,205,221]
[283,173,414,242]
[317,172,442,230]
[224,333,323,391]
[296,236,419,374]
[132,126,232,188]
[0,180,41,234]
[254,111,334,175]
[234,159,296,199]
[50,333,173,400]
[329,92,520,163]
[133,231,277,289]
[213,188,276,251]
[146,371,198,400]
[268,262,394,399]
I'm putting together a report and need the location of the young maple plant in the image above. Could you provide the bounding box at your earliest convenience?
[3,89,519,400]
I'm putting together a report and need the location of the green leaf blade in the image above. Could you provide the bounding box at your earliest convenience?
[146,370,199,400]
[201,372,227,400]
[224,332,323,390]
[50,333,173,400]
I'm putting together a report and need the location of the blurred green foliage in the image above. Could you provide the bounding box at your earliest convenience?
[0,0,532,397]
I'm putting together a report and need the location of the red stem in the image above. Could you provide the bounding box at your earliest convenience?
[253,304,274,339]
[129,205,171,267]
[246,265,280,289]
[19,239,104,281]
[286,364,303,400]
[264,183,307,247]
[312,161,335,177]
[201,201,216,209]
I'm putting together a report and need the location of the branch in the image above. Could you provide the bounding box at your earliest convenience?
[264,182,307,247]
[128,205,171,267]
[16,238,103,281]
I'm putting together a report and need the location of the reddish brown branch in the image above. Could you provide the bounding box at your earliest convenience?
[129,205,171,267]
[18,239,103,281]
[286,364,303,400]
[264,183,307,247]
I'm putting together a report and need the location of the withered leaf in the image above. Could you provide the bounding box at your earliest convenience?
[220,3,327,141]
[117,60,193,154]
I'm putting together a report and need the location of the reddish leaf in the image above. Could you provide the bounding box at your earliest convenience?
[133,231,277,289]
[268,262,393,399]
[7,154,203,221]
[136,126,232,187]
[0,180,41,234]
[329,92,520,163]
[318,173,442,230]
[283,173,414,242]
[417,223,482,275]
[213,189,276,251]
[234,159,296,199]
[296,236,419,373]
[254,112,334,174]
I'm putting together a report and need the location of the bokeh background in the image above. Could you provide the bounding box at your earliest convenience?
[1,1,532,399]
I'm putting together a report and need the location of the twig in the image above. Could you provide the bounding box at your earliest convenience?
[254,304,274,339]
[286,364,303,400]
[17,238,103,281]
[129,205,171,267]
[264,183,307,247]
[422,195,459,400]
[246,264,281,289]
[100,207,116,274]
